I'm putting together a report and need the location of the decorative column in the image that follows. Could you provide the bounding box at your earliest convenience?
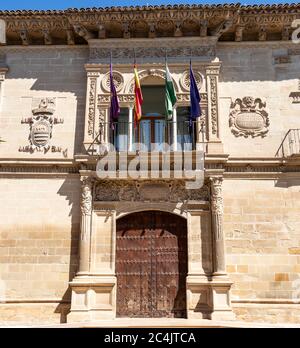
[209,176,235,321]
[172,108,178,151]
[78,176,93,275]
[206,63,223,154]
[69,177,117,323]
[83,69,100,152]
[210,177,226,275]
[128,105,134,152]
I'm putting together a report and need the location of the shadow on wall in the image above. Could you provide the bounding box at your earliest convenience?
[217,47,300,83]
[5,49,89,155]
[54,176,81,324]
[275,177,300,189]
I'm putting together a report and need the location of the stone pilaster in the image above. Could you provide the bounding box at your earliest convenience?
[209,176,235,321]
[78,176,93,275]
[210,177,226,276]
[206,63,224,154]
[83,69,100,151]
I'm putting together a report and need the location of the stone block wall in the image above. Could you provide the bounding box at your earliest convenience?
[218,44,300,157]
[0,47,89,158]
[0,176,81,324]
[223,179,300,323]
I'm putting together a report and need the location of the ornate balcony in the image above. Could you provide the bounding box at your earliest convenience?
[87,120,207,155]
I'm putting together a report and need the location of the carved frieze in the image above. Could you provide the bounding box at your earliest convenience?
[176,93,208,104]
[19,98,64,153]
[98,94,135,105]
[210,76,218,136]
[94,180,209,203]
[229,97,269,138]
[89,46,216,62]
[88,77,97,137]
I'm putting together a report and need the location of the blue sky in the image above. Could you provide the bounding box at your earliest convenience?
[0,1,297,11]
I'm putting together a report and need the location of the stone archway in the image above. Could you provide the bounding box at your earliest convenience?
[116,210,188,318]
[125,68,179,94]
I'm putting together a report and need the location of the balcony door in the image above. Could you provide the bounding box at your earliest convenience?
[138,115,166,152]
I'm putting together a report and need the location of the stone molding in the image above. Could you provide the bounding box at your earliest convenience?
[1,159,300,177]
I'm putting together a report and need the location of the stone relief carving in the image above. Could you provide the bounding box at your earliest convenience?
[180,70,204,92]
[19,98,64,153]
[210,76,218,135]
[210,177,223,216]
[89,46,216,62]
[88,77,97,137]
[81,177,94,216]
[98,94,135,105]
[101,71,124,93]
[229,97,269,138]
[176,93,208,104]
[94,180,209,203]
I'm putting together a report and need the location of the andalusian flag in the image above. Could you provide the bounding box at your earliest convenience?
[134,64,143,125]
[165,62,177,120]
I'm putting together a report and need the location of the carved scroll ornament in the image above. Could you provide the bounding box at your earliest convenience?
[229,97,269,138]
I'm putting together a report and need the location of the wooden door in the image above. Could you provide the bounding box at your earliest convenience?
[116,211,187,318]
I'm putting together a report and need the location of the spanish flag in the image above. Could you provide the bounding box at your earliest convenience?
[134,64,143,126]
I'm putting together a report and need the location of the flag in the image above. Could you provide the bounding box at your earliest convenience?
[109,58,120,127]
[190,60,201,122]
[165,62,177,120]
[134,63,143,126]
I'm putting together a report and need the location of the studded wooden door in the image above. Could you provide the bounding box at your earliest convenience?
[116,211,187,318]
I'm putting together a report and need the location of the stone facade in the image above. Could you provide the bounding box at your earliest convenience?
[0,4,300,325]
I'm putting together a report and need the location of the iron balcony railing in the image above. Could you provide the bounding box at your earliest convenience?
[276,129,300,158]
[88,120,207,155]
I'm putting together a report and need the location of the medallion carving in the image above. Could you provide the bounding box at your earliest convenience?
[229,97,269,138]
[19,98,64,153]
[180,70,204,92]
[101,71,124,93]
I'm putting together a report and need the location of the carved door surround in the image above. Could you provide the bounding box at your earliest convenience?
[68,177,235,322]
[82,37,223,155]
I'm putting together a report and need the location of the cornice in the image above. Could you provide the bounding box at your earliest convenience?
[1,3,299,46]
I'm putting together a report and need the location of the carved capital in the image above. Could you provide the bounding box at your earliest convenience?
[210,177,223,215]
